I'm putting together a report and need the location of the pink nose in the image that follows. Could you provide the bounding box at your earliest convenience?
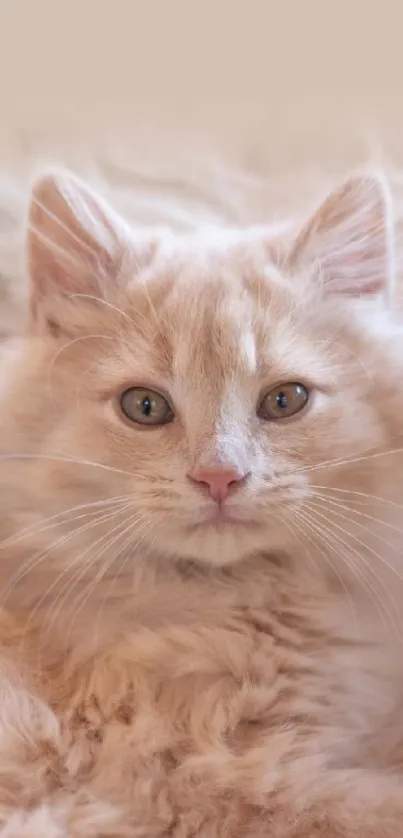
[189,466,246,502]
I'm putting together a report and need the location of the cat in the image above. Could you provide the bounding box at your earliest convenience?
[0,167,402,835]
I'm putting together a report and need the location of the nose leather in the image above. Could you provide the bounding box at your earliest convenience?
[189,466,245,502]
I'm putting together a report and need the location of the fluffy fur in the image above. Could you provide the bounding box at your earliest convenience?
[0,167,402,834]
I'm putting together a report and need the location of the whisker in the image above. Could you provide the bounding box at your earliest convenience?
[311,485,403,512]
[296,446,403,475]
[299,506,395,636]
[33,503,135,638]
[0,496,130,551]
[277,508,322,576]
[48,511,151,655]
[0,502,130,607]
[303,502,403,640]
[72,515,155,651]
[289,506,357,622]
[29,512,137,665]
[0,452,138,478]
[307,499,403,585]
[311,492,403,539]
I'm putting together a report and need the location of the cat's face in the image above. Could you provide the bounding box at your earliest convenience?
[1,169,401,570]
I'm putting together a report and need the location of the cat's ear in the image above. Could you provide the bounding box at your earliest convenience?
[28,169,131,298]
[286,172,395,301]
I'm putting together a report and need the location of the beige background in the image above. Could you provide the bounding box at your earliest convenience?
[0,1,401,179]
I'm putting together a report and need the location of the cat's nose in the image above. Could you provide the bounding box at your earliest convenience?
[188,466,247,503]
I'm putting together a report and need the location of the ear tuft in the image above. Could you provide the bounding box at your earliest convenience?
[286,171,395,302]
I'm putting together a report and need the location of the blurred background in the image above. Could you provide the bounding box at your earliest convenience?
[0,0,399,335]
[0,0,401,196]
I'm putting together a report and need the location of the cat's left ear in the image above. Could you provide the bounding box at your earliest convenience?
[286,172,395,302]
[27,169,158,335]
[27,169,132,300]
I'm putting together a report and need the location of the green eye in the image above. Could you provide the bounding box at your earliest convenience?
[258,382,309,420]
[119,387,173,426]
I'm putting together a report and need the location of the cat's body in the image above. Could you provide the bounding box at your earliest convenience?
[0,558,399,838]
[0,168,401,834]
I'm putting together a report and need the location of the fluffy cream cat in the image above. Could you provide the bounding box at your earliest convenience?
[0,167,402,835]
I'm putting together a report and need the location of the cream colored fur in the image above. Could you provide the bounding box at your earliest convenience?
[0,166,402,835]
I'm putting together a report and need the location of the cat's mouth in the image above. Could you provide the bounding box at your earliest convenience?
[190,506,261,531]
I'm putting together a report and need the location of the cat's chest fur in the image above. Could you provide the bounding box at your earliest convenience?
[11,559,396,813]
[0,558,400,835]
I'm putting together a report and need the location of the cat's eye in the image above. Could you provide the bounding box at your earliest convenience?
[258,382,309,420]
[119,387,173,426]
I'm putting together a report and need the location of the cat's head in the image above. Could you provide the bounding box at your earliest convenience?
[1,168,402,572]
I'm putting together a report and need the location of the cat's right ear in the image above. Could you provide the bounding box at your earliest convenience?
[285,171,395,304]
[27,169,148,334]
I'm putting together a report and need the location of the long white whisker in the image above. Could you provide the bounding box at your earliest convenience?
[299,506,394,635]
[277,509,321,576]
[297,446,403,475]
[311,485,403,511]
[34,503,135,638]
[307,499,403,585]
[0,452,137,478]
[0,496,130,552]
[0,502,130,607]
[72,515,154,650]
[311,493,403,540]
[290,507,357,622]
[56,512,152,655]
[304,502,403,640]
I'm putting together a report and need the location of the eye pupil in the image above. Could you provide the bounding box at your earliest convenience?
[141,397,152,417]
[276,392,288,410]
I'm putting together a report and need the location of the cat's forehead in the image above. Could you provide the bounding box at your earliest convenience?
[118,241,320,386]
